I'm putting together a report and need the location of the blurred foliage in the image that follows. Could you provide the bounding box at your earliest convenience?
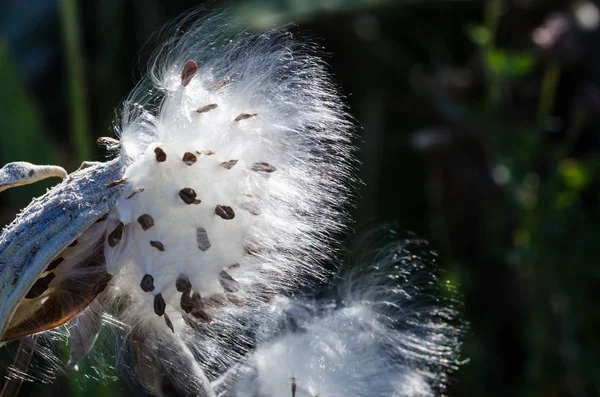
[1,0,600,396]
[0,41,57,206]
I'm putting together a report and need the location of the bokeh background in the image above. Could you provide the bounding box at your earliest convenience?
[1,0,600,396]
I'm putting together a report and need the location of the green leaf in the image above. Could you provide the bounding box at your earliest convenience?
[558,159,591,191]
[486,49,535,78]
[466,24,492,46]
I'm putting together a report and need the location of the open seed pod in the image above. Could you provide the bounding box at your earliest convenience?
[0,10,354,396]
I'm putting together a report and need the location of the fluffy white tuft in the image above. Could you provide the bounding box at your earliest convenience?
[230,230,463,397]
[98,9,354,385]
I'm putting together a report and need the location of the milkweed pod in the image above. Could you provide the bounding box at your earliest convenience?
[0,8,355,394]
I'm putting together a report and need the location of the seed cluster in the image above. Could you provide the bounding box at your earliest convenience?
[103,60,279,332]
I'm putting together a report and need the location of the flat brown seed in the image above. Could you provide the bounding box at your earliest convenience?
[226,293,245,307]
[68,239,78,247]
[226,263,241,270]
[137,214,154,231]
[106,178,127,188]
[191,291,204,309]
[108,222,124,247]
[196,149,215,156]
[208,293,227,307]
[182,152,197,165]
[244,245,262,256]
[164,313,175,333]
[215,205,235,220]
[183,314,206,331]
[196,227,211,251]
[150,241,165,251]
[221,159,238,169]
[125,188,145,200]
[218,270,240,292]
[175,274,192,293]
[209,75,230,91]
[190,301,212,322]
[140,274,155,292]
[46,257,64,272]
[154,147,167,162]
[25,273,56,299]
[179,188,199,204]
[191,310,212,323]
[181,60,198,86]
[180,292,193,313]
[196,104,218,114]
[154,293,166,316]
[96,136,119,145]
[251,162,277,173]
[234,113,258,122]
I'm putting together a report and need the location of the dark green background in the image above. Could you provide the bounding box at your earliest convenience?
[2,0,600,396]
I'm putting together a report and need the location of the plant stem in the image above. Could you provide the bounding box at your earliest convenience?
[537,61,561,128]
[60,0,91,162]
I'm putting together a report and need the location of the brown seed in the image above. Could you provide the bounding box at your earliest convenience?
[226,293,245,307]
[125,188,145,200]
[68,239,78,247]
[108,222,124,247]
[154,147,167,162]
[106,178,127,188]
[137,214,154,231]
[196,227,211,251]
[179,188,201,205]
[150,241,165,251]
[96,136,119,145]
[226,263,241,270]
[191,309,212,323]
[220,159,238,169]
[164,313,175,333]
[140,274,155,292]
[183,314,208,331]
[208,293,227,307]
[180,291,205,314]
[182,152,197,165]
[183,291,208,319]
[244,245,262,256]
[218,270,240,293]
[175,274,192,293]
[209,75,230,91]
[191,292,203,307]
[196,149,215,156]
[181,60,198,87]
[251,162,276,173]
[196,104,218,114]
[180,291,193,313]
[215,205,235,220]
[25,273,55,299]
[46,257,64,272]
[154,293,166,316]
[234,113,258,122]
